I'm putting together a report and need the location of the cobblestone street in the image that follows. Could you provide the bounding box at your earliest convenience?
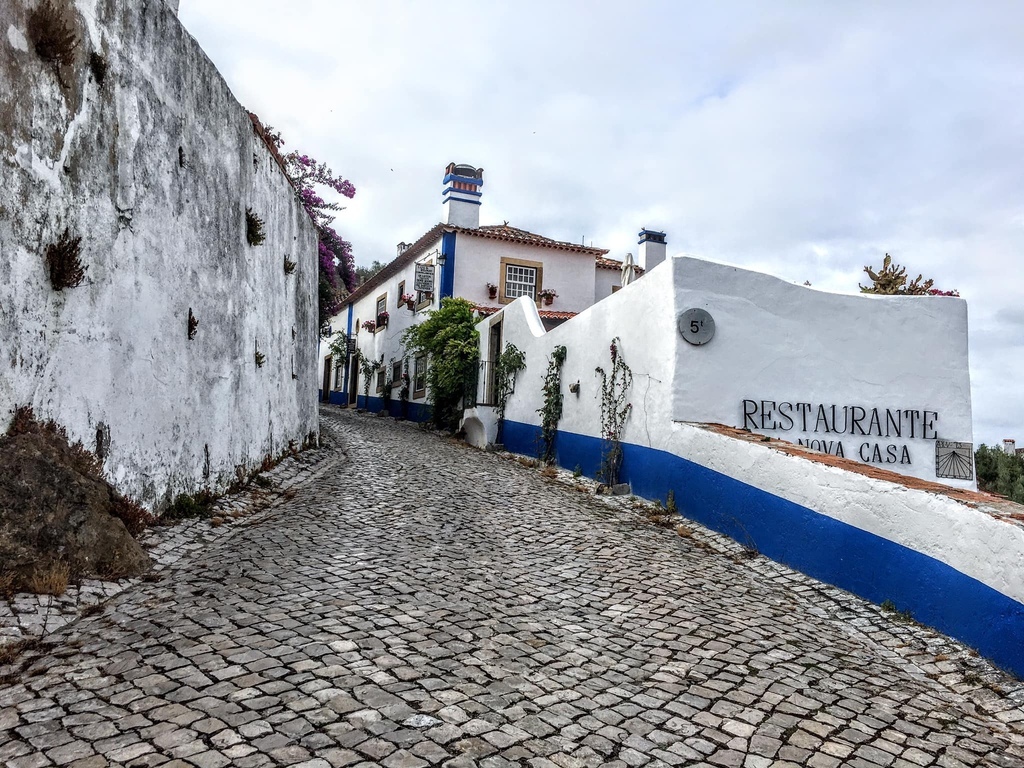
[2,406,1023,768]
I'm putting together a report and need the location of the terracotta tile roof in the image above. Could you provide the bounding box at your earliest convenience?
[451,223,609,256]
[472,305,577,321]
[343,222,616,311]
[342,223,446,307]
[596,256,645,274]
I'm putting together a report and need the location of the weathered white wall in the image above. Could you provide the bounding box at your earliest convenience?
[330,238,443,401]
[452,236,601,314]
[490,262,676,447]
[0,0,319,507]
[593,265,622,302]
[671,257,973,487]
[492,254,974,488]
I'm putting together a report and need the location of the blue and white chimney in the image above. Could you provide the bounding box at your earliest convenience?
[638,228,667,273]
[442,163,483,228]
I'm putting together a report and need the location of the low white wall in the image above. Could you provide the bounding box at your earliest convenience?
[671,257,974,488]
[488,255,1020,675]
[1,0,319,507]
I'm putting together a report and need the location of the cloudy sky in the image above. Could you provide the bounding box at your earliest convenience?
[179,1,1023,447]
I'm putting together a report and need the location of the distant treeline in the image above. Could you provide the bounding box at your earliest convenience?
[975,445,1024,503]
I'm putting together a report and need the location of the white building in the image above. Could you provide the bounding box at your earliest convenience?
[321,163,659,417]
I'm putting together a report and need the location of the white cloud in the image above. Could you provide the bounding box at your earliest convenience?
[179,0,1024,446]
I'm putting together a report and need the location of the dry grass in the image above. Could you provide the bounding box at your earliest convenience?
[27,560,70,596]
[539,465,558,479]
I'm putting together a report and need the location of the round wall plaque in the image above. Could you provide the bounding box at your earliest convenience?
[678,308,715,346]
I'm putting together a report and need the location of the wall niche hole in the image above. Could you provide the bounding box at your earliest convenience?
[187,308,198,340]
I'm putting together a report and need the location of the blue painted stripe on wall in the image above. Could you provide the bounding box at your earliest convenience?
[500,420,1024,677]
[352,395,432,423]
[442,186,483,198]
[440,231,457,299]
[443,173,484,187]
[441,196,482,206]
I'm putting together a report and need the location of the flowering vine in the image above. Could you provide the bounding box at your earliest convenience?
[253,116,357,336]
[595,337,632,485]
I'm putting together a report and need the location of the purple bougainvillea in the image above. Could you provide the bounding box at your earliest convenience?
[261,123,357,336]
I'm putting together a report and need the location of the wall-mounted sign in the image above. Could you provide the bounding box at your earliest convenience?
[414,263,435,293]
[678,308,715,345]
[936,440,974,480]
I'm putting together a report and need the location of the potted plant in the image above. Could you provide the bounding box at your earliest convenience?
[361,319,376,333]
[487,282,498,299]
[377,311,389,328]
[401,293,415,309]
[539,288,558,306]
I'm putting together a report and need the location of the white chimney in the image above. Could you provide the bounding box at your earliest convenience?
[1004,439,1016,455]
[397,242,410,257]
[442,163,483,228]
[638,229,667,272]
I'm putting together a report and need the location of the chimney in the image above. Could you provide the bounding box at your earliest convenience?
[442,163,483,228]
[397,242,410,257]
[1004,439,1016,455]
[638,229,667,272]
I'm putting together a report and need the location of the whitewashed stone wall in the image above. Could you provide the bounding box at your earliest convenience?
[491,256,974,489]
[482,256,1024,675]
[1,0,319,507]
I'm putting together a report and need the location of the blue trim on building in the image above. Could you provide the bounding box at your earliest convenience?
[440,231,457,299]
[638,229,667,244]
[443,173,484,187]
[441,196,483,207]
[500,420,1024,678]
[341,305,354,403]
[352,395,432,423]
[442,186,483,198]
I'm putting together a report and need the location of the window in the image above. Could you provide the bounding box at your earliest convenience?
[413,355,427,398]
[375,293,388,331]
[505,264,536,299]
[391,360,402,387]
[376,366,386,393]
[397,281,405,307]
[499,257,543,304]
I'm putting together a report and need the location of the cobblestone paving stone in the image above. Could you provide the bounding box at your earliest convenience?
[1,405,1023,767]
[0,443,335,648]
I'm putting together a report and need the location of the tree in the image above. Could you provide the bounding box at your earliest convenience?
[355,260,387,286]
[255,117,357,336]
[401,298,480,432]
[975,444,1024,503]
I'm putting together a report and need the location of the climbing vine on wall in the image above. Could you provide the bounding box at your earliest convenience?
[357,352,381,408]
[595,337,632,485]
[494,343,526,444]
[537,346,567,463]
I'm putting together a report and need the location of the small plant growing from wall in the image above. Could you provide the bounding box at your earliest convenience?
[537,346,567,462]
[88,51,106,85]
[28,1,78,69]
[357,352,381,409]
[187,308,198,340]
[859,253,958,296]
[254,339,265,368]
[245,207,266,246]
[494,343,526,444]
[44,228,87,291]
[284,256,296,275]
[595,337,633,485]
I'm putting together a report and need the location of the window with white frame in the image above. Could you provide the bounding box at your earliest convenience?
[499,257,543,304]
[504,264,537,300]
